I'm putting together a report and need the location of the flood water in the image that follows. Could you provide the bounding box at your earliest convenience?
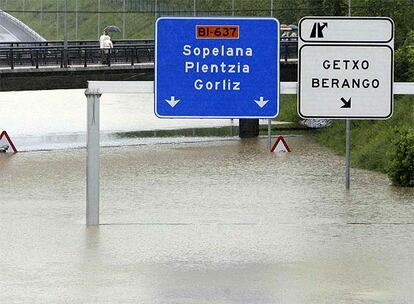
[0,135,413,303]
[0,89,236,151]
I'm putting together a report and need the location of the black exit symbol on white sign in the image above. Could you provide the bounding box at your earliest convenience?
[310,22,328,38]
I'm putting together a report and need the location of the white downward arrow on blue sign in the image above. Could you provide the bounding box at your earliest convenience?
[255,97,269,108]
[165,96,180,108]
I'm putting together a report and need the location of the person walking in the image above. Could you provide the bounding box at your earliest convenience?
[99,30,113,64]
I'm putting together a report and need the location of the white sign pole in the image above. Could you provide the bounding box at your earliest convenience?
[85,89,102,226]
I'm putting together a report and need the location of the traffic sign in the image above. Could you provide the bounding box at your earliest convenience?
[299,17,394,43]
[0,131,17,153]
[271,136,291,153]
[298,17,394,119]
[155,17,280,118]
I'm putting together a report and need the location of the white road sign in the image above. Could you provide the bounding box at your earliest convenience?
[299,17,393,44]
[298,17,394,119]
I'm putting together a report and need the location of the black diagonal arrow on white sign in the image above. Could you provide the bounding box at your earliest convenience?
[340,97,352,109]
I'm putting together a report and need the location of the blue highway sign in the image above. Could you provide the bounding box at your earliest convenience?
[155,17,280,118]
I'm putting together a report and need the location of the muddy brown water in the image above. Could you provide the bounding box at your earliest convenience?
[0,136,413,303]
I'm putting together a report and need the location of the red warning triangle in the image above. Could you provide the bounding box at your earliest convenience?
[0,131,18,153]
[271,135,291,153]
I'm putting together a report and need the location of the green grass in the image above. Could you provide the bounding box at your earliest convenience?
[315,96,414,174]
[271,94,414,179]
[276,95,301,123]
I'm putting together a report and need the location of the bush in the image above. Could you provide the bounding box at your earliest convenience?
[387,128,414,187]
[395,30,414,82]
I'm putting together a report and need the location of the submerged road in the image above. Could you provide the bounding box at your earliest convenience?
[0,136,413,303]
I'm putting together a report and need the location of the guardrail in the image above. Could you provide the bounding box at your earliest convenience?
[0,39,298,70]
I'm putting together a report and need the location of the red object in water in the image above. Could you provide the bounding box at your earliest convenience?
[271,135,291,153]
[0,131,18,153]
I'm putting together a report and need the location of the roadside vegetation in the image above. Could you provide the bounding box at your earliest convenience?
[314,28,414,187]
[2,0,413,186]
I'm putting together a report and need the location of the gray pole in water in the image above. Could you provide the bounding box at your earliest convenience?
[85,89,102,226]
[345,120,351,190]
[268,0,273,151]
[345,0,352,190]
[268,120,272,151]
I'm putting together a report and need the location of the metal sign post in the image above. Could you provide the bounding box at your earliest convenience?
[346,5,351,190]
[345,119,351,189]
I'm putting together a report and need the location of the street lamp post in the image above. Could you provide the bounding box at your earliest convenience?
[123,0,126,39]
[56,0,59,40]
[98,0,101,38]
[270,0,273,16]
[40,0,43,23]
[63,0,68,68]
[76,0,78,40]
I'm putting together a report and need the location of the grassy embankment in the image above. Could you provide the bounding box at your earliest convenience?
[276,95,414,182]
[1,0,155,40]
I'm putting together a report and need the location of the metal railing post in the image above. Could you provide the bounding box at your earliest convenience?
[35,50,39,69]
[10,48,14,69]
[84,49,87,67]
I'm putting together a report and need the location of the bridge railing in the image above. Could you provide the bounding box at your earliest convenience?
[0,44,155,69]
[0,39,154,48]
[0,38,298,70]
